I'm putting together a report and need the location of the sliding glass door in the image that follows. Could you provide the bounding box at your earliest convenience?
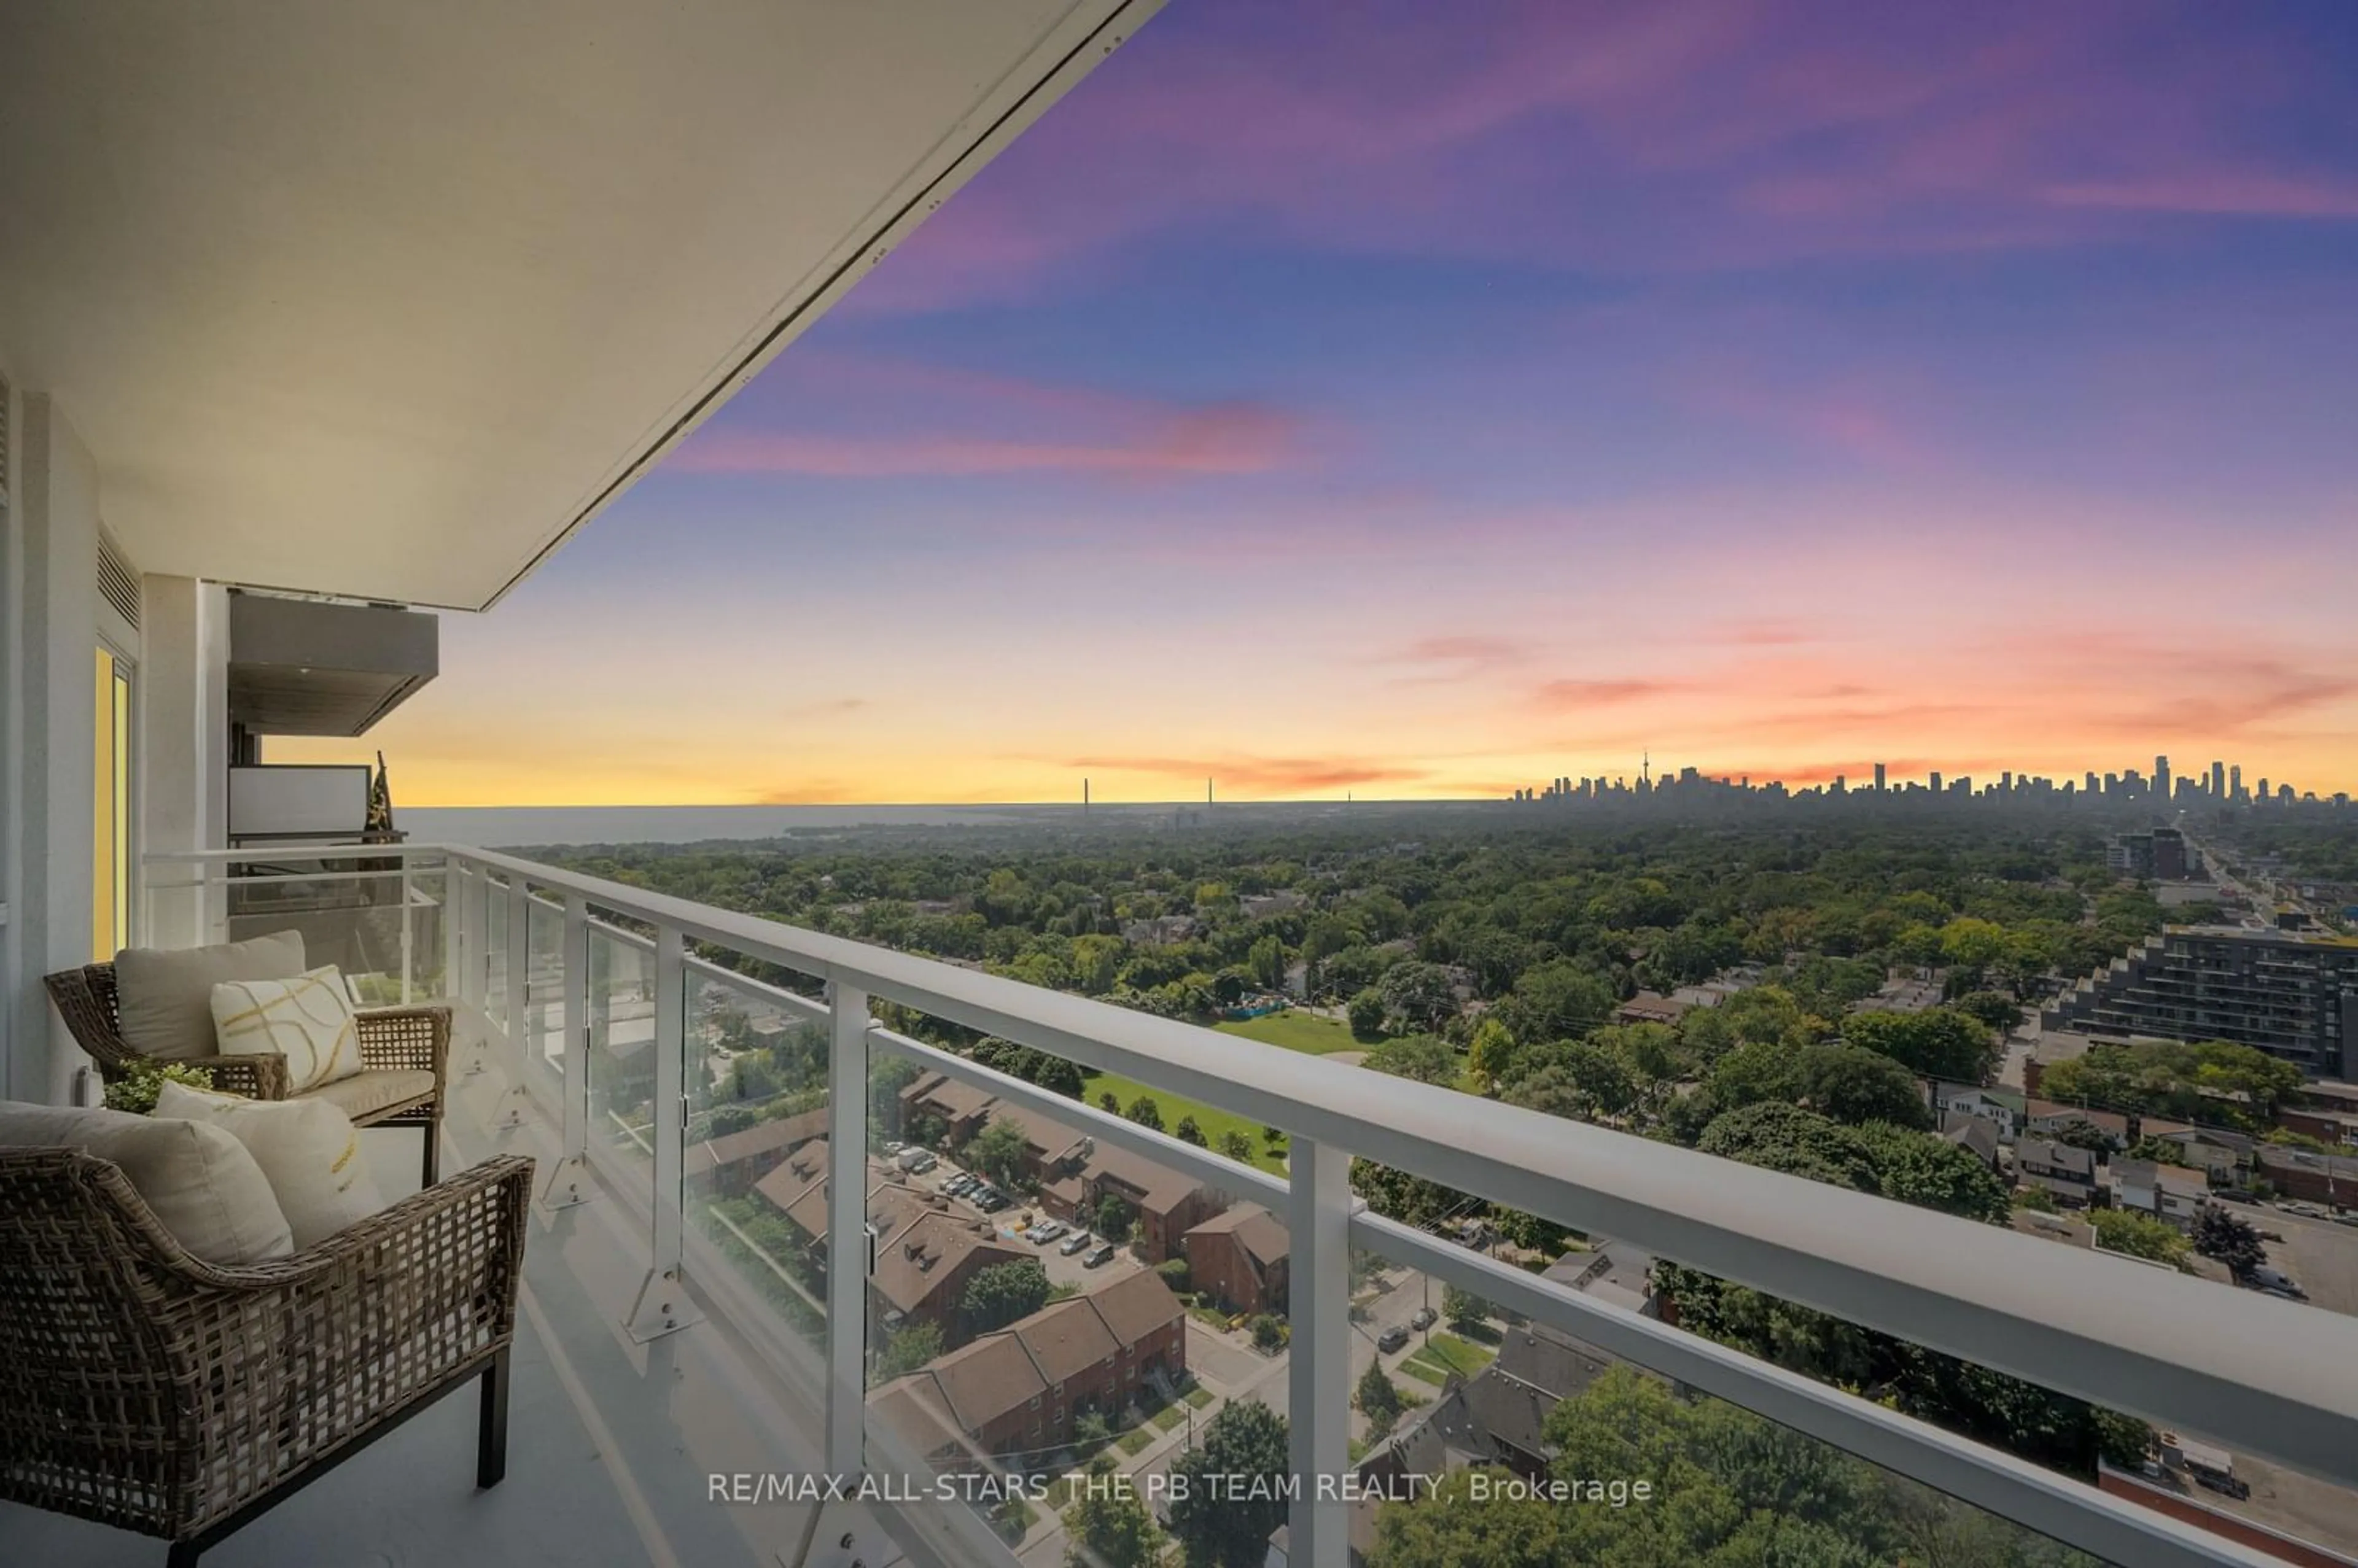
[93,644,133,961]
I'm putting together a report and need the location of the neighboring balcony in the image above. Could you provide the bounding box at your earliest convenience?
[17,842,2356,1568]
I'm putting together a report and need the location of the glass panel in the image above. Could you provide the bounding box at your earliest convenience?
[523,888,565,1081]
[217,854,422,1002]
[862,1030,1248,1559]
[1345,1239,2114,1568]
[685,959,830,1360]
[482,874,511,1038]
[586,919,658,1186]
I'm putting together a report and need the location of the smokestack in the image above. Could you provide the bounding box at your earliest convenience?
[1084,778,1090,813]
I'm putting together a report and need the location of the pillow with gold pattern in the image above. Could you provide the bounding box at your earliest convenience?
[211,965,365,1092]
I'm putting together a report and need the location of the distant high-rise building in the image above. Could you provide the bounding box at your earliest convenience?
[1874,763,1887,793]
[1928,770,1941,794]
[2230,764,2244,802]
[2212,761,2227,799]
[2154,755,2170,802]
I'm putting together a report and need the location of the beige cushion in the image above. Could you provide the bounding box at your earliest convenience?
[114,930,307,1061]
[212,965,365,1092]
[301,1068,437,1120]
[0,1098,294,1265]
[155,1079,386,1248]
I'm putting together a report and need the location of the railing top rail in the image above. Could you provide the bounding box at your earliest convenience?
[150,841,2358,1491]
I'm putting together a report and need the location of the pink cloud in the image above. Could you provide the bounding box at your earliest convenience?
[847,2,2355,311]
[1535,678,1683,712]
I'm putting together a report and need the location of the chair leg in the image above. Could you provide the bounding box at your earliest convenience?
[478,1346,510,1489]
[421,1114,442,1187]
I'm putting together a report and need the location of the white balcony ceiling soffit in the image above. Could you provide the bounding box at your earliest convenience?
[0,1,1147,610]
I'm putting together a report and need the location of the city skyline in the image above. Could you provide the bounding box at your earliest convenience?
[275,1,2358,805]
[1503,749,2352,806]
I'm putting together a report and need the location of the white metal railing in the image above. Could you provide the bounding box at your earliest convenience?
[141,844,2358,1568]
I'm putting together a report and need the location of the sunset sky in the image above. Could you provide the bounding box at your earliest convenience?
[284,1,2358,805]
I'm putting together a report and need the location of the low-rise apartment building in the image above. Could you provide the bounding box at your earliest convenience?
[754,1145,1030,1347]
[2256,1147,2358,1209]
[2042,928,2358,1079]
[871,1270,1188,1467]
[686,1108,827,1199]
[1184,1203,1291,1315]
[1039,1141,1224,1263]
[897,1071,1002,1146]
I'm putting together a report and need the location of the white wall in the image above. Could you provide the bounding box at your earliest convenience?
[5,394,101,1104]
[140,575,231,949]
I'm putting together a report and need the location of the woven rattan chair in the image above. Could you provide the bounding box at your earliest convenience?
[0,1146,532,1567]
[47,963,452,1184]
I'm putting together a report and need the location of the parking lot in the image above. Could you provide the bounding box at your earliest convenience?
[895,1153,1145,1291]
[2259,1205,2358,1318]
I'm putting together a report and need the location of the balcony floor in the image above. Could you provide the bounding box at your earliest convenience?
[0,1306,648,1568]
[1,1008,872,1568]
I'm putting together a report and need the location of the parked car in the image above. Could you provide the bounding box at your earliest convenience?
[2193,1469,2252,1501]
[2249,1265,2306,1298]
[882,1140,904,1155]
[943,1173,976,1195]
[2281,1201,2328,1219]
[1084,1243,1116,1268]
[1030,1221,1065,1246]
[905,1150,938,1174]
[977,1191,1011,1213]
[1409,1306,1436,1331]
[2334,1210,2358,1228]
[1376,1326,1410,1354]
[1060,1232,1092,1256]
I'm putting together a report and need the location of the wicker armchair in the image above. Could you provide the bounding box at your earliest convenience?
[0,1146,532,1567]
[47,963,451,1184]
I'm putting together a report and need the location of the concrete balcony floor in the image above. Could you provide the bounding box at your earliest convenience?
[0,1009,879,1568]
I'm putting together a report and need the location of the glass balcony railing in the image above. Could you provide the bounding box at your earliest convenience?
[139,842,2358,1568]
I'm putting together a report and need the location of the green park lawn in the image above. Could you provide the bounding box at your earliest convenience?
[1406,1332,1496,1383]
[1080,1068,1288,1174]
[1213,1011,1364,1055]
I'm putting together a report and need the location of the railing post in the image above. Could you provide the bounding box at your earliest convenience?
[1288,1137,1350,1568]
[542,891,594,1210]
[825,982,872,1477]
[497,874,531,1130]
[626,922,703,1341]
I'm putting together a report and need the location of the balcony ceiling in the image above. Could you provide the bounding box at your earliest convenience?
[0,1,1150,610]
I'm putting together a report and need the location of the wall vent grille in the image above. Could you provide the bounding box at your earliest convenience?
[98,534,142,631]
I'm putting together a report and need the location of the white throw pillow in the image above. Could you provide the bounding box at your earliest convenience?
[211,964,365,1092]
[155,1079,387,1247]
[114,930,308,1061]
[0,1097,295,1265]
